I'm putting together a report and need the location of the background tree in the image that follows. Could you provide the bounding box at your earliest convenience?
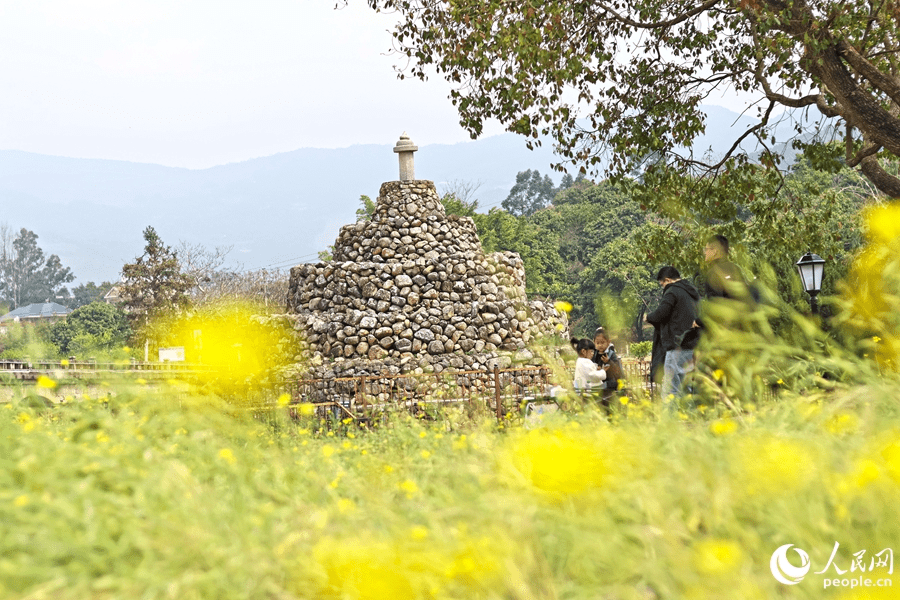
[365,0,900,197]
[502,170,556,216]
[473,208,569,297]
[176,241,233,287]
[0,321,56,359]
[471,153,876,341]
[49,301,131,357]
[527,180,650,335]
[0,227,74,309]
[66,281,116,309]
[439,180,481,218]
[355,194,376,222]
[440,179,482,216]
[120,226,194,332]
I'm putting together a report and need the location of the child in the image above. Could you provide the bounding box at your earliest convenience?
[571,338,607,391]
[592,326,623,392]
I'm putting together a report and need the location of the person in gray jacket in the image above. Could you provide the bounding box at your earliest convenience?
[646,266,700,399]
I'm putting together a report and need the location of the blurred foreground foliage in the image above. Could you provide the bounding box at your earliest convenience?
[2,371,898,599]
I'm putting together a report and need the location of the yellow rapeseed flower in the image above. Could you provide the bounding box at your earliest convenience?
[710,419,738,436]
[36,376,56,389]
[59,359,69,367]
[509,428,607,496]
[866,204,900,243]
[14,495,29,507]
[553,300,573,314]
[693,539,743,574]
[322,445,335,458]
[400,479,419,497]
[16,412,35,432]
[311,538,419,600]
[881,439,900,484]
[420,450,432,459]
[852,459,881,489]
[410,526,429,540]
[713,369,724,381]
[218,448,237,465]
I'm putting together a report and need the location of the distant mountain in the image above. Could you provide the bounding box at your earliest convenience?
[0,105,775,286]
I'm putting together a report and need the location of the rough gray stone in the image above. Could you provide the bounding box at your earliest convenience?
[414,328,435,342]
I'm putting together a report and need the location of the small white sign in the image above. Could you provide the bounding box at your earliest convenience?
[158,346,185,362]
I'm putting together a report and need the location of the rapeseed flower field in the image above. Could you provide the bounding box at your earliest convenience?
[2,376,898,599]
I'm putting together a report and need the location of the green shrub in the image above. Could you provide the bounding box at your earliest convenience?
[629,340,652,358]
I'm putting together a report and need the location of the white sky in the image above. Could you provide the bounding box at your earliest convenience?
[0,0,752,169]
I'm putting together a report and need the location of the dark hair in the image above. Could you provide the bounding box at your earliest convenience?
[570,337,596,353]
[656,266,680,281]
[707,234,730,254]
[594,326,608,338]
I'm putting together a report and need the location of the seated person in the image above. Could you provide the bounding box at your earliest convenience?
[571,338,607,392]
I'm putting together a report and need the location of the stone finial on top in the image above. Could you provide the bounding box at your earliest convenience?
[393,132,418,181]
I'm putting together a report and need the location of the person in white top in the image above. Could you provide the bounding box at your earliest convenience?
[571,338,607,391]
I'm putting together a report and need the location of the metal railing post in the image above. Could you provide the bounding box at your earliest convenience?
[493,366,502,421]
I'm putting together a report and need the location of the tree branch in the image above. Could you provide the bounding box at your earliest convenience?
[837,39,900,107]
[848,144,882,167]
[858,154,900,197]
[594,0,723,30]
[750,19,826,110]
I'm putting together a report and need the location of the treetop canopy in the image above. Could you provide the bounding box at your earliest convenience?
[364,0,900,197]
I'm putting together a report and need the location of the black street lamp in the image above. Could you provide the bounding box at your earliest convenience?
[795,252,826,314]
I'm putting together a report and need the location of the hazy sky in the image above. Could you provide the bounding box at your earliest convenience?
[1,1,750,169]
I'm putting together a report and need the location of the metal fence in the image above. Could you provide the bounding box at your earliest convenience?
[0,359,215,381]
[290,359,656,421]
[292,365,555,421]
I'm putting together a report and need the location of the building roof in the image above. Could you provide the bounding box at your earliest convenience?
[0,302,73,322]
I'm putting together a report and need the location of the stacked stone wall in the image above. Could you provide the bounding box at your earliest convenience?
[332,181,481,263]
[287,179,567,376]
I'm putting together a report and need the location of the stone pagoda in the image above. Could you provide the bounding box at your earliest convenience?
[287,134,567,376]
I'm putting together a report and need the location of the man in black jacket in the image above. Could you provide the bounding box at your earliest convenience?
[646,266,700,399]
